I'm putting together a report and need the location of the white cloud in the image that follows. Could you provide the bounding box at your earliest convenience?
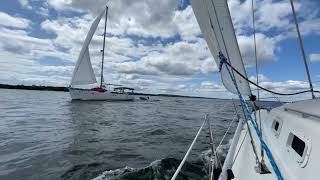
[227,0,320,67]
[200,81,225,92]
[238,33,278,66]
[256,0,294,31]
[47,0,74,11]
[18,0,50,16]
[0,27,54,55]
[228,0,316,34]
[310,53,320,62]
[0,24,74,86]
[299,18,320,36]
[41,15,91,50]
[262,80,310,91]
[18,0,32,10]
[46,0,181,38]
[37,2,50,17]
[249,74,270,83]
[111,39,218,77]
[173,6,201,41]
[0,12,31,29]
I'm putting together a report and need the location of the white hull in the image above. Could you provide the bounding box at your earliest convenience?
[231,99,320,180]
[69,88,134,101]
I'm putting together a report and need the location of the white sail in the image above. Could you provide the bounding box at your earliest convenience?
[70,8,106,86]
[191,0,251,96]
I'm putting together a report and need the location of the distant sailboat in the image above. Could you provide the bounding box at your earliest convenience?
[69,6,134,101]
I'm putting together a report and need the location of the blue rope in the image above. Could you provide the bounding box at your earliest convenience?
[219,53,284,180]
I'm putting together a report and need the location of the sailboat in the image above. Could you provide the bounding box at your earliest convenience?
[169,0,320,180]
[69,6,135,101]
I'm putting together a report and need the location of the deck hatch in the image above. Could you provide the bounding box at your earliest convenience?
[271,118,282,137]
[286,132,311,167]
[274,121,279,131]
[291,135,305,157]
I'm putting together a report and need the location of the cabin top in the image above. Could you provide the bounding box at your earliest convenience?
[283,98,320,119]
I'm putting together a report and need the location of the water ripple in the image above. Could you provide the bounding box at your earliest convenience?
[0,89,254,180]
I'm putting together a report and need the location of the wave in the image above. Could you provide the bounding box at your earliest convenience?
[92,158,207,180]
[91,146,230,180]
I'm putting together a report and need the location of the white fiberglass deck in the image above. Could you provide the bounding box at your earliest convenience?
[232,98,320,180]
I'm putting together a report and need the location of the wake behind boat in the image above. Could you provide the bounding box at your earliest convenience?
[69,6,134,101]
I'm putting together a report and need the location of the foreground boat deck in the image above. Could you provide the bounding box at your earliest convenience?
[232,99,320,180]
[232,123,276,179]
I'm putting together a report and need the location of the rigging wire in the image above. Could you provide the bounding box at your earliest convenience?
[216,116,237,150]
[289,0,316,99]
[251,0,265,166]
[209,0,264,170]
[208,0,262,164]
[206,114,221,168]
[251,0,259,99]
[171,118,207,180]
[222,60,320,96]
[232,130,248,166]
[223,61,284,180]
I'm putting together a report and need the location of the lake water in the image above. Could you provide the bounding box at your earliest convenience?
[0,89,248,180]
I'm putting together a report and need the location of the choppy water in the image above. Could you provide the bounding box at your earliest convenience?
[0,89,277,180]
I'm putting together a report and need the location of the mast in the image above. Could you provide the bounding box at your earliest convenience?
[100,6,109,88]
[289,0,315,99]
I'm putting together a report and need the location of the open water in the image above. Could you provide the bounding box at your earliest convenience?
[0,89,279,180]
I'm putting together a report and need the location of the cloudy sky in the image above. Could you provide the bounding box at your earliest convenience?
[0,0,319,99]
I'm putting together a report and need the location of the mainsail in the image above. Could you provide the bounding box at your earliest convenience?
[191,0,251,96]
[70,8,107,86]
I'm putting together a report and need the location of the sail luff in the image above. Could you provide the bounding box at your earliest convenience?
[191,0,251,96]
[70,8,107,86]
[219,0,251,95]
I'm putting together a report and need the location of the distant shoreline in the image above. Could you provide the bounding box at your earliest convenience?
[0,84,217,99]
[0,84,68,92]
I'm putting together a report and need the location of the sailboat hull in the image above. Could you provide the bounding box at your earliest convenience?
[69,88,134,101]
